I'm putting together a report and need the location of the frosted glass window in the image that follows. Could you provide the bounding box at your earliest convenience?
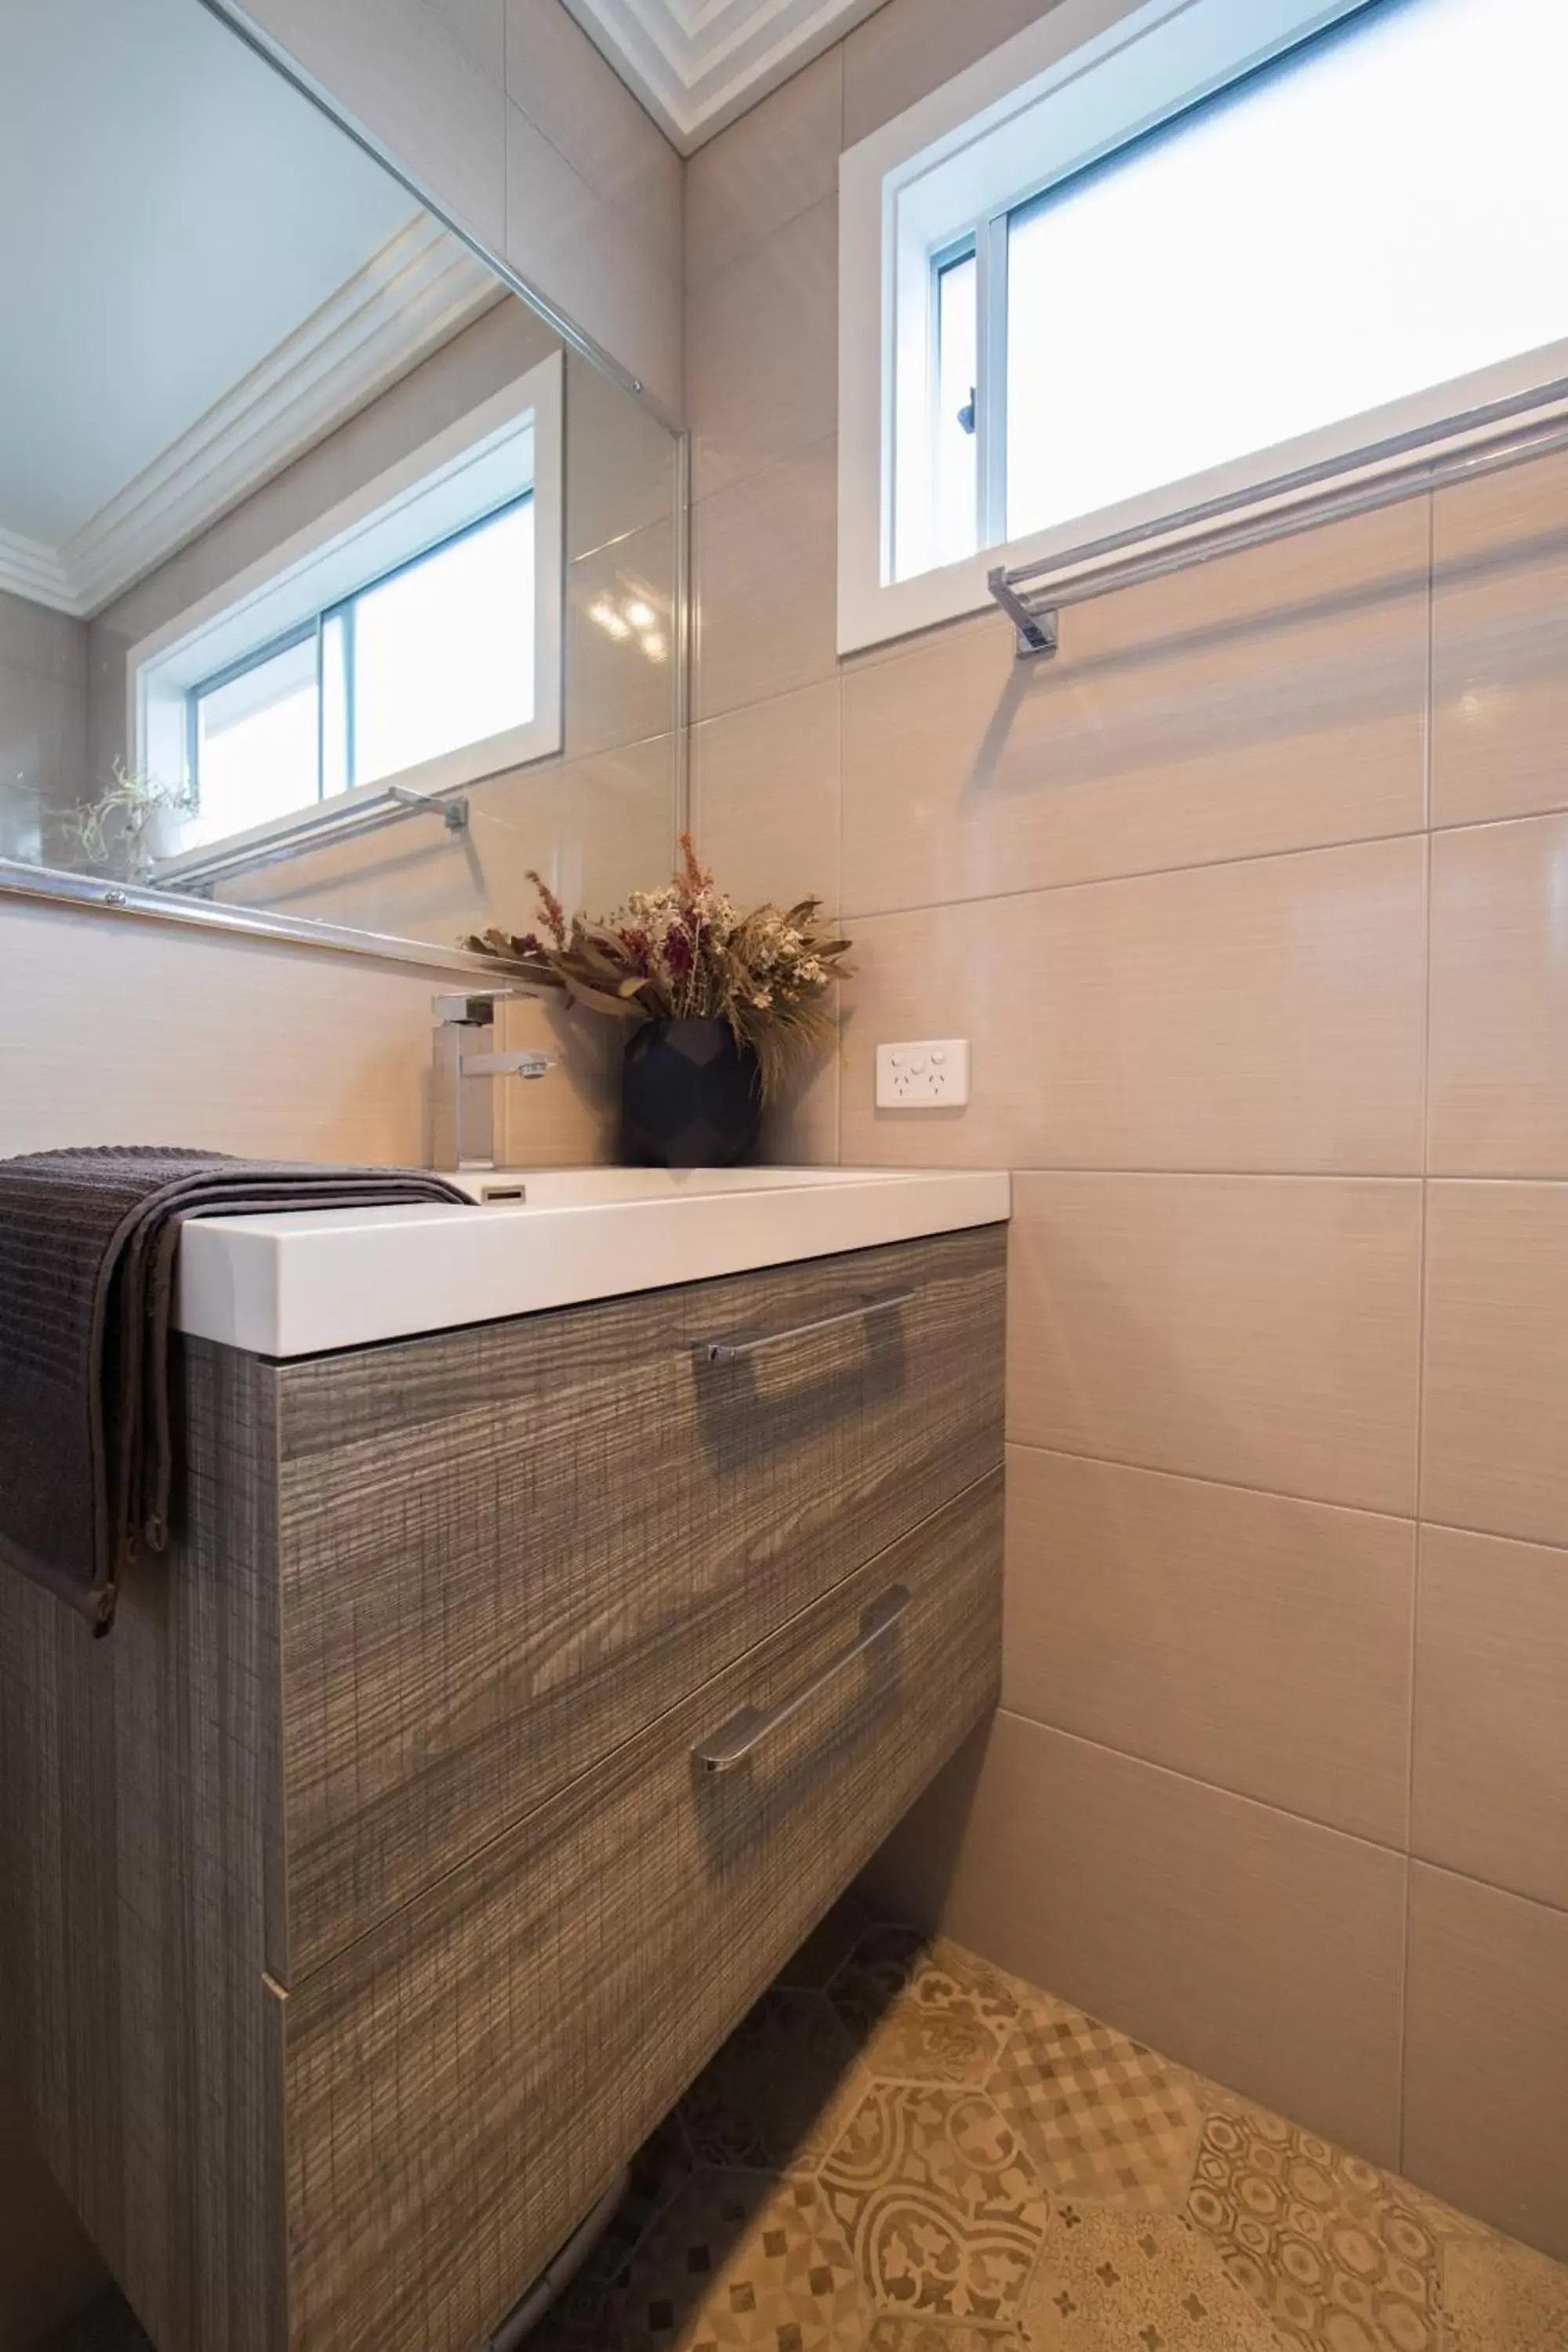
[354,499,535,786]
[1005,0,1568,542]
[192,633,318,840]
[188,494,535,835]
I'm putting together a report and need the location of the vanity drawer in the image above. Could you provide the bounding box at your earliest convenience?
[279,1470,1003,2352]
[272,1222,1005,1974]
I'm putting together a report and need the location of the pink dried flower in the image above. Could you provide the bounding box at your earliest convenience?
[525,869,568,949]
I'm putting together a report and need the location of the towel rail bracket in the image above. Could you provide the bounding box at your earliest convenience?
[986,568,1059,660]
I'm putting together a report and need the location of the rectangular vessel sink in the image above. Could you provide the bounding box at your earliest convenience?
[173,1165,1011,1358]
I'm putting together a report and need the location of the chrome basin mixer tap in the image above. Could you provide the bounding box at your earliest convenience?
[431,989,558,1171]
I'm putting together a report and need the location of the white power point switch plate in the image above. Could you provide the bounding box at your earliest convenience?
[876,1039,971,1109]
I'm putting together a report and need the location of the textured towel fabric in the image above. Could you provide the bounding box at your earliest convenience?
[0,1146,470,1630]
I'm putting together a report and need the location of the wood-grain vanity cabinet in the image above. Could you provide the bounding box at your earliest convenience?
[0,1223,1006,2352]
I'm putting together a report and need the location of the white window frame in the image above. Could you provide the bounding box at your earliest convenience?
[837,0,1568,652]
[131,349,563,873]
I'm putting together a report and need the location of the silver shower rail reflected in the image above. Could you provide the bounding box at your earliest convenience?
[151,779,470,892]
[988,376,1568,658]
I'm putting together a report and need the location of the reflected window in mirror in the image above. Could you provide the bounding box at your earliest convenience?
[135,354,563,880]
[0,0,678,959]
[190,497,536,842]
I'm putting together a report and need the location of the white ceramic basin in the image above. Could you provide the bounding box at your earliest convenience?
[448,1165,898,1206]
[173,1165,1010,1359]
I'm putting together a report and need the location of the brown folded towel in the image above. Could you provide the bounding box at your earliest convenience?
[0,1146,471,1631]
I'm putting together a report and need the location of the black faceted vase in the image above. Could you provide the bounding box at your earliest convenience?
[622,1018,762,1168]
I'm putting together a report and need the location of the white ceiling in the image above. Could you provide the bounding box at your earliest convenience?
[0,0,479,612]
[559,0,888,148]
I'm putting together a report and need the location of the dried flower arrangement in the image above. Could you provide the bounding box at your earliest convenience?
[466,837,851,1100]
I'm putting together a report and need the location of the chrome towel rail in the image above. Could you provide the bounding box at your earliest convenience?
[151,779,470,892]
[989,375,1568,658]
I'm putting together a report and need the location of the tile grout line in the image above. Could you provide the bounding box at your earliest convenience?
[997,1168,1568,1184]
[837,793,1568,932]
[989,1700,1566,1925]
[999,1433,1416,1526]
[1003,1432,1568,1558]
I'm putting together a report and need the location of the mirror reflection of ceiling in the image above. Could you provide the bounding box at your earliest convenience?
[0,0,495,616]
[561,0,884,146]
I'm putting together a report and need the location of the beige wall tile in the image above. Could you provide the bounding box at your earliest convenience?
[0,587,86,686]
[565,517,679,757]
[687,50,842,286]
[0,666,87,826]
[342,295,559,484]
[1404,1864,1568,2262]
[1422,1182,1568,1548]
[860,1711,1408,2167]
[688,198,838,499]
[504,0,681,278]
[1004,1446,1415,1846]
[691,679,841,911]
[1008,1174,1422,1515]
[492,989,620,1167]
[0,782,42,864]
[756,1038,841,1167]
[252,727,676,942]
[840,837,1426,1174]
[1413,1525,1568,1914]
[841,0,1065,146]
[840,506,1429,912]
[239,0,508,250]
[431,0,506,79]
[1428,814,1568,1178]
[0,899,442,1163]
[564,350,677,562]
[1432,447,1568,828]
[694,438,839,720]
[502,735,676,914]
[504,103,682,416]
[252,0,687,405]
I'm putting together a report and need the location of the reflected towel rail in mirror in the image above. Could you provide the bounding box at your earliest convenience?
[148,782,470,894]
[989,372,1568,659]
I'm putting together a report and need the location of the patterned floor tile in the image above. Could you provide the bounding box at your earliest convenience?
[615,2169,870,2349]
[829,1926,1022,2087]
[32,1919,1568,2352]
[677,1987,866,2176]
[867,2321,1025,2349]
[819,2080,1051,2325]
[1020,2207,1288,2350]
[779,1892,880,1991]
[1187,2106,1441,2352]
[1440,2227,1568,2351]
[989,2004,1203,2211]
[526,2114,697,2347]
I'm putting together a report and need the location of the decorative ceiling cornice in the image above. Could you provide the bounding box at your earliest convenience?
[558,0,887,149]
[0,218,499,622]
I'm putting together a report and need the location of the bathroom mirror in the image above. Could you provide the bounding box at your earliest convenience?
[0,0,682,965]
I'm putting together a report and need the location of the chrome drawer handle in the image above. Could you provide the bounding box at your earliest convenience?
[702,1289,916,1367]
[691,1586,912,1773]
